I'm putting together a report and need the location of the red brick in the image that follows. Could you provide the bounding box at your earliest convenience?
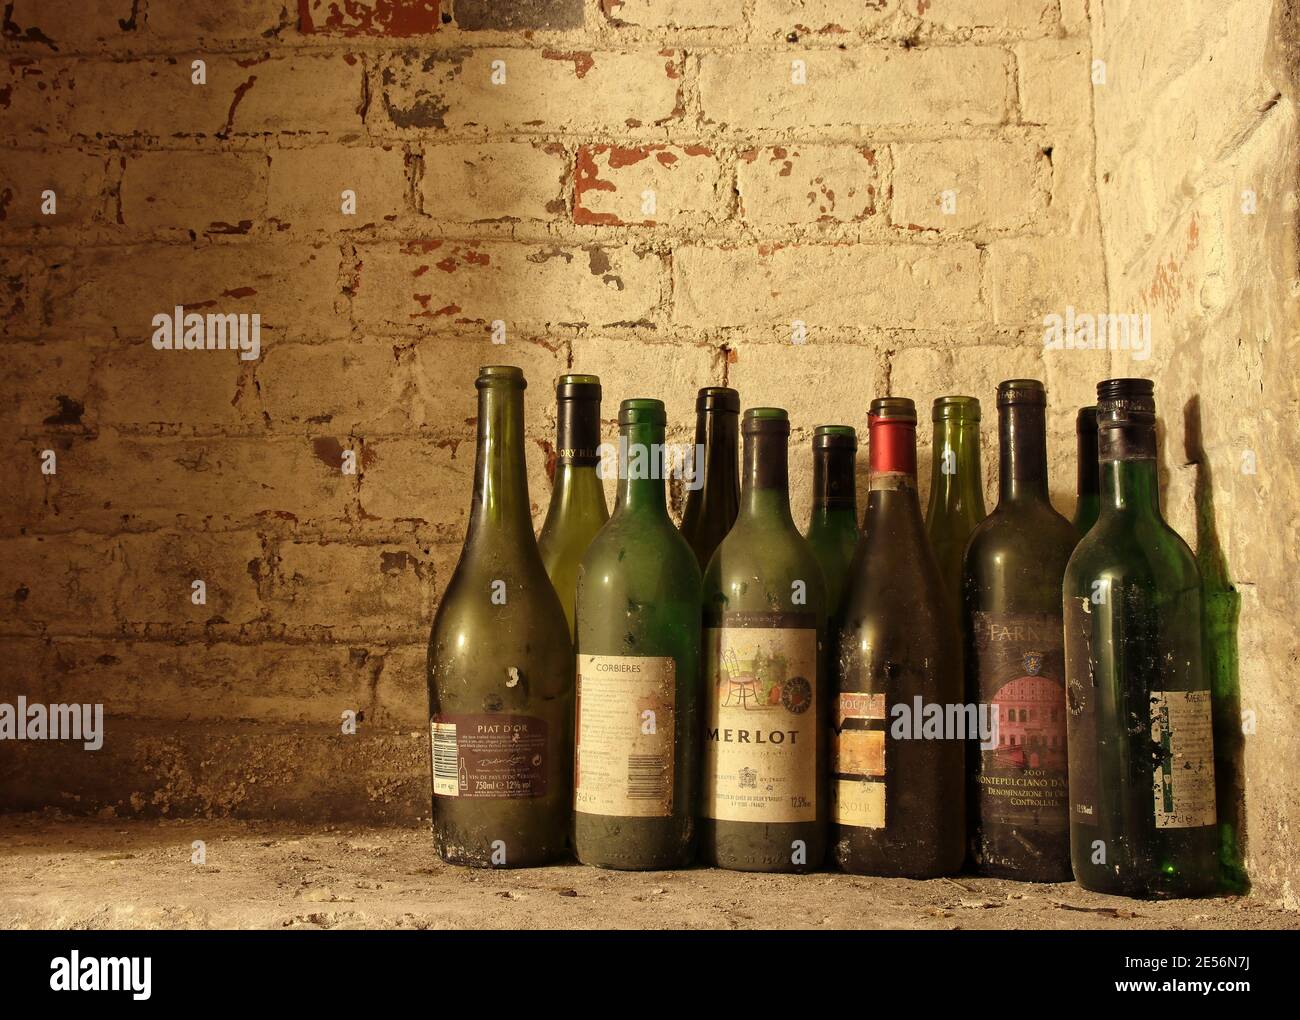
[297,0,440,36]
[575,144,722,226]
[736,144,882,224]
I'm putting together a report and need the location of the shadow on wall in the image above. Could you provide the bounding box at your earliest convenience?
[1182,396,1250,895]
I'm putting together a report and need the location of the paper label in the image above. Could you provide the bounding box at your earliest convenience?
[1151,690,1217,829]
[431,714,548,799]
[831,691,887,829]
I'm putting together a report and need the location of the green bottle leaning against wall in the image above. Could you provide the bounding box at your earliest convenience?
[805,425,859,616]
[1064,378,1218,898]
[701,408,828,873]
[538,375,610,635]
[427,366,574,868]
[574,399,702,869]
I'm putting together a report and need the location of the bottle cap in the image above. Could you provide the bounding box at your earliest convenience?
[996,379,1046,407]
[696,387,740,413]
[1097,378,1156,421]
[813,424,857,451]
[477,365,526,388]
[932,395,981,421]
[1077,405,1099,432]
[742,406,790,435]
[556,373,601,401]
[619,398,666,426]
[868,397,917,424]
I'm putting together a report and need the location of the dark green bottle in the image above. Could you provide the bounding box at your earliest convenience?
[1073,405,1100,536]
[680,387,740,569]
[1064,378,1218,898]
[925,396,986,617]
[963,380,1076,882]
[701,407,827,873]
[538,374,610,636]
[831,397,964,878]
[427,366,574,868]
[574,399,702,870]
[805,425,859,614]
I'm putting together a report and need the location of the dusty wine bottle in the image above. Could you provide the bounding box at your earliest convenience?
[925,396,986,618]
[680,387,740,569]
[963,380,1076,881]
[1064,378,1219,897]
[701,407,827,873]
[427,366,574,868]
[805,425,859,614]
[538,374,609,635]
[832,397,964,877]
[574,398,702,870]
[1073,405,1100,536]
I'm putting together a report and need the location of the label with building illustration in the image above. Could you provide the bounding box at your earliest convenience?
[831,692,886,829]
[703,612,818,824]
[1150,690,1217,828]
[973,611,1069,831]
[574,654,676,818]
[431,714,548,799]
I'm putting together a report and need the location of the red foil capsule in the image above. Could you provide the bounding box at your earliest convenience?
[868,402,918,476]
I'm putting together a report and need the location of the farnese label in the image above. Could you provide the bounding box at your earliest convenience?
[575,654,675,818]
[431,714,548,799]
[703,613,818,824]
[831,692,886,829]
[1151,690,1216,828]
[972,611,1069,830]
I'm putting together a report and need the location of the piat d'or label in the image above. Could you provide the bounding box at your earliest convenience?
[431,714,548,799]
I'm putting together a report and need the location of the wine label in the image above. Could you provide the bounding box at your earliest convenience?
[831,692,886,829]
[574,654,675,818]
[972,611,1068,831]
[1151,690,1216,828]
[703,613,818,824]
[1064,596,1099,825]
[431,714,548,799]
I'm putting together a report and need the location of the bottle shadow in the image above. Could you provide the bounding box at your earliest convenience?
[1180,395,1250,894]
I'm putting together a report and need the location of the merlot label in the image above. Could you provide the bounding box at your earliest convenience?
[972,611,1068,832]
[431,714,548,799]
[703,612,818,824]
[1150,690,1216,828]
[575,654,675,818]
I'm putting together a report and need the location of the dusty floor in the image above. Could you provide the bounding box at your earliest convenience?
[0,814,1294,930]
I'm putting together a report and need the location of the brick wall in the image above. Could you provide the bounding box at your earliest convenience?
[0,1,1120,822]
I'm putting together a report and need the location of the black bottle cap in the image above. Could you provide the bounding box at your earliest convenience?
[869,397,917,423]
[697,386,740,413]
[996,379,1046,406]
[1097,377,1156,419]
[742,406,790,435]
[813,424,857,451]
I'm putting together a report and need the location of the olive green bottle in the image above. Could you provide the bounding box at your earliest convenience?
[924,396,986,617]
[574,399,701,870]
[963,380,1076,882]
[538,374,609,635]
[1064,379,1218,897]
[701,407,827,873]
[805,425,859,615]
[1073,405,1100,536]
[427,366,574,868]
[680,387,740,569]
[832,397,964,877]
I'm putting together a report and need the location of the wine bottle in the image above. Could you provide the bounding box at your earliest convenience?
[574,398,702,869]
[1072,405,1100,536]
[701,407,827,873]
[1064,378,1218,898]
[805,425,859,614]
[538,374,609,635]
[680,387,740,569]
[924,396,986,617]
[963,380,1076,881]
[427,366,574,868]
[832,397,964,877]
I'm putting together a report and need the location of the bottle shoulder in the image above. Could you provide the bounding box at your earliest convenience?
[965,501,1077,568]
[1065,514,1201,594]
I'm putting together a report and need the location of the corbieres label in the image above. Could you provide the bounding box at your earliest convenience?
[575,654,676,817]
[832,692,886,829]
[431,714,548,799]
[703,614,818,824]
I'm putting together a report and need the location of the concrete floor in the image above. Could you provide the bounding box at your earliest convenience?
[1,813,1294,930]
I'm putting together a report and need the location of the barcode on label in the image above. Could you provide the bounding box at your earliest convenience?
[432,722,459,797]
[626,754,669,801]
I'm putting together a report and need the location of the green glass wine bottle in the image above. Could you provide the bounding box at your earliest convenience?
[538,374,609,636]
[680,387,740,569]
[1064,378,1219,898]
[925,396,987,618]
[573,399,702,870]
[701,407,827,873]
[427,366,574,868]
[805,425,859,615]
[963,380,1076,882]
[1073,405,1100,536]
[832,397,964,877]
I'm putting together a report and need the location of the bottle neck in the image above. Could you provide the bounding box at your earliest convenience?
[1098,423,1163,518]
[999,403,1050,503]
[1077,421,1100,503]
[866,417,924,522]
[927,416,983,517]
[740,430,793,523]
[468,381,535,545]
[615,424,669,517]
[686,408,739,509]
[812,446,856,513]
